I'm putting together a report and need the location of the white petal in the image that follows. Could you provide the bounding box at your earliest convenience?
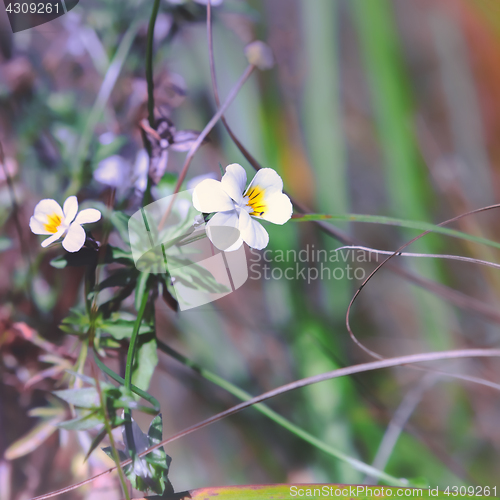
[192,179,235,213]
[221,163,247,204]
[41,230,65,248]
[63,196,78,224]
[29,216,51,235]
[62,223,86,252]
[260,192,293,225]
[244,168,283,199]
[239,210,269,250]
[74,208,101,225]
[206,210,242,251]
[33,199,63,222]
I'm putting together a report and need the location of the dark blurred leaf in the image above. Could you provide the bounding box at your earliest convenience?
[50,247,99,268]
[97,267,139,291]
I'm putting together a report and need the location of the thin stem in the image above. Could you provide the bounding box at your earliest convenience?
[146,0,161,127]
[335,245,500,272]
[123,287,149,461]
[157,64,255,231]
[125,290,149,393]
[92,365,131,500]
[345,201,500,360]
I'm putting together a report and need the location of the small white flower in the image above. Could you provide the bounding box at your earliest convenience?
[29,196,101,252]
[192,164,292,251]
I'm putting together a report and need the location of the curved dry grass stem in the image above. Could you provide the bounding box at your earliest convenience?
[345,202,500,360]
[157,64,255,231]
[30,348,500,500]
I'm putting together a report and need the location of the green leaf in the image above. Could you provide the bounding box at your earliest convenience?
[101,316,153,340]
[0,237,12,252]
[53,387,100,409]
[104,245,135,265]
[110,210,132,246]
[50,247,99,268]
[131,331,158,392]
[58,411,102,431]
[96,268,139,291]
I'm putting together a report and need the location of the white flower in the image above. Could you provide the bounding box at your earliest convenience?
[29,196,101,252]
[192,164,292,251]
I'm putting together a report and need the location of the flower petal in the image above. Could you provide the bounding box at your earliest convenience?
[239,209,269,250]
[221,163,247,204]
[244,168,283,199]
[41,230,65,248]
[63,196,78,224]
[62,223,86,252]
[192,179,235,213]
[74,208,101,225]
[33,199,63,222]
[206,210,242,251]
[29,216,51,235]
[260,192,293,224]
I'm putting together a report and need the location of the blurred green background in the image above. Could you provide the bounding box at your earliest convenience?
[1,0,500,498]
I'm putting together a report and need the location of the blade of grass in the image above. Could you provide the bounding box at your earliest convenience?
[292,213,500,251]
[65,20,141,197]
[350,0,452,351]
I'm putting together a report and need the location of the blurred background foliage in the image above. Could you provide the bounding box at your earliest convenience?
[1,0,500,498]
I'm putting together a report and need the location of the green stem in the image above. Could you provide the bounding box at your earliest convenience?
[94,371,131,500]
[292,213,500,251]
[146,0,161,127]
[156,341,404,485]
[94,353,160,412]
[125,289,149,394]
[123,288,149,460]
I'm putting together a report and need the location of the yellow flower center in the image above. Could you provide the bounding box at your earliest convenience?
[44,213,62,233]
[245,186,267,217]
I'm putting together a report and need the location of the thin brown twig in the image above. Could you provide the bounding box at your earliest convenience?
[157,64,255,231]
[30,347,500,500]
